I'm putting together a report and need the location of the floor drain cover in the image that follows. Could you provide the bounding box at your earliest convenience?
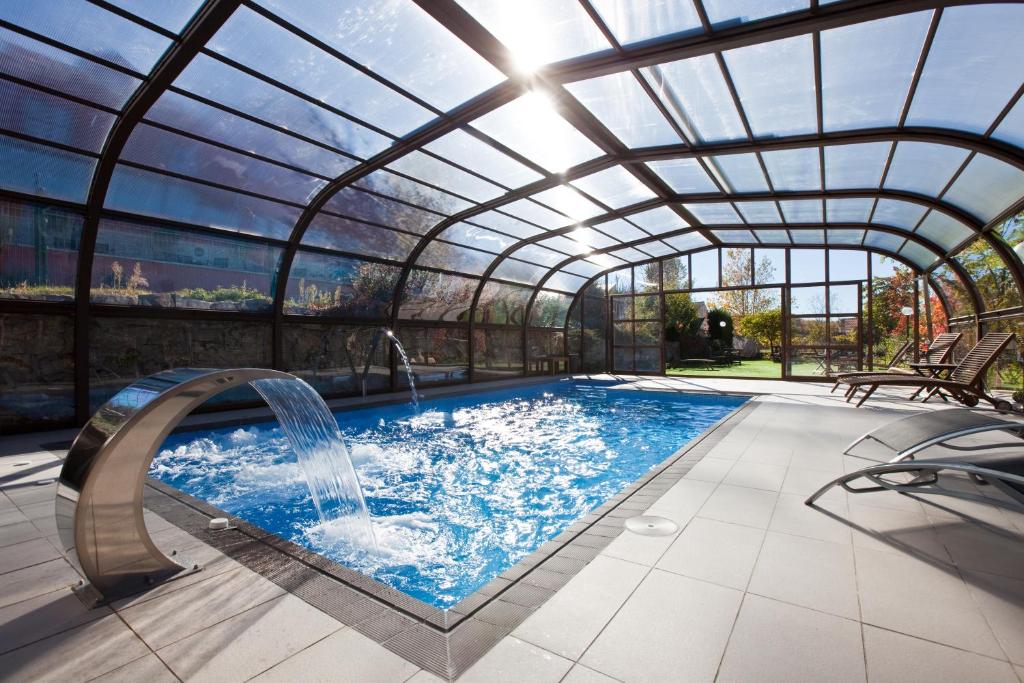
[624,515,678,537]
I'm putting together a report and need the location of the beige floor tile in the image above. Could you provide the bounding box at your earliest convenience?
[0,537,61,576]
[580,570,742,683]
[0,588,110,656]
[0,613,150,683]
[160,594,341,683]
[698,484,778,529]
[855,545,1004,659]
[717,594,864,683]
[722,462,787,492]
[459,636,573,683]
[748,531,859,619]
[863,625,1018,683]
[513,555,647,660]
[682,457,734,484]
[961,570,1024,666]
[656,517,764,590]
[769,493,852,545]
[0,559,79,609]
[90,654,178,683]
[118,565,285,650]
[562,664,619,682]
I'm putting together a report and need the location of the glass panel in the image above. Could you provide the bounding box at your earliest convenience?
[563,259,605,278]
[863,230,906,254]
[915,211,973,252]
[635,240,676,257]
[723,35,816,137]
[826,198,873,223]
[755,249,786,284]
[566,71,681,147]
[629,207,688,234]
[0,313,74,429]
[643,55,746,143]
[684,203,742,225]
[417,241,495,276]
[90,317,272,412]
[720,248,752,287]
[646,158,718,194]
[0,27,142,109]
[829,250,867,281]
[779,200,823,223]
[469,211,545,239]
[303,215,418,261]
[423,129,543,189]
[634,263,659,293]
[595,218,646,242]
[790,285,827,314]
[0,199,81,302]
[663,232,711,253]
[392,326,469,386]
[324,186,444,235]
[564,227,618,250]
[830,284,859,313]
[492,258,549,286]
[762,148,821,191]
[105,165,298,241]
[871,199,926,231]
[906,4,1024,134]
[0,79,115,153]
[437,222,514,252]
[528,330,565,366]
[791,249,825,283]
[387,151,505,203]
[884,142,969,197]
[399,270,477,321]
[509,244,565,268]
[821,12,930,130]
[993,97,1024,150]
[476,281,531,325]
[827,229,864,246]
[474,328,523,380]
[736,201,782,224]
[571,166,657,208]
[357,170,472,216]
[789,228,824,244]
[712,230,757,244]
[282,323,388,395]
[256,0,503,111]
[210,6,432,136]
[824,143,890,189]
[0,133,95,204]
[956,238,1021,311]
[92,219,281,312]
[531,290,574,327]
[613,345,634,371]
[899,241,937,270]
[591,0,702,44]
[457,0,610,72]
[708,154,768,192]
[943,155,1024,223]
[174,54,392,159]
[635,321,661,345]
[931,264,973,318]
[471,91,602,173]
[121,124,327,204]
[545,269,588,293]
[285,252,399,318]
[609,246,650,262]
[503,198,572,229]
[106,0,203,33]
[662,256,688,290]
[691,249,717,288]
[753,229,790,244]
[703,0,807,27]
[531,185,604,221]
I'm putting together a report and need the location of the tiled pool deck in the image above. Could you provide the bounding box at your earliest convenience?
[1,377,1023,682]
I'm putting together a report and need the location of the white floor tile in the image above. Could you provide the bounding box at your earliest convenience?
[863,625,1018,683]
[698,484,778,529]
[459,636,573,683]
[656,517,764,590]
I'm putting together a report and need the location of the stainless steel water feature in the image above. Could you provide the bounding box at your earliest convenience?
[55,367,296,605]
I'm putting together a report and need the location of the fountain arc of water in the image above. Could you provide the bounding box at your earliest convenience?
[359,327,420,410]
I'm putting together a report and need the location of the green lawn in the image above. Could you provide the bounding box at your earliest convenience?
[666,358,783,378]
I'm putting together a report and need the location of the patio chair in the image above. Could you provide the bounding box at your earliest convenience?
[842,333,1015,409]
[830,332,961,394]
[806,408,1024,508]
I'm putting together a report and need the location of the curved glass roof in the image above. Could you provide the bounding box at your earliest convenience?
[1,0,1023,327]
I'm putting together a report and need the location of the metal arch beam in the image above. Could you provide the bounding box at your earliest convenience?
[274,0,1019,360]
[72,0,243,424]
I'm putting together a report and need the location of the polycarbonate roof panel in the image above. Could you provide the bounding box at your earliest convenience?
[469,211,545,239]
[643,55,746,143]
[646,159,718,194]
[303,214,418,261]
[634,240,677,257]
[0,133,96,203]
[702,0,807,28]
[471,92,602,173]
[863,230,906,254]
[779,200,823,223]
[562,259,605,279]
[906,4,1024,134]
[736,201,783,224]
[708,154,769,192]
[508,243,567,268]
[826,198,873,223]
[762,148,821,191]
[386,151,505,203]
[456,0,611,72]
[423,129,543,189]
[565,227,618,250]
[590,0,702,45]
[418,241,494,275]
[325,186,443,235]
[256,0,503,111]
[821,12,930,131]
[531,185,605,221]
[628,207,688,234]
[712,229,758,244]
[502,198,571,229]
[824,143,890,190]
[914,211,973,252]
[436,223,517,253]
[662,232,711,252]
[208,7,433,137]
[883,142,969,197]
[871,198,926,230]
[789,229,825,244]
[357,169,473,216]
[566,71,682,148]
[571,166,657,208]
[609,246,653,262]
[723,35,816,138]
[105,0,203,33]
[597,219,647,242]
[827,229,864,246]
[538,235,591,256]
[492,258,549,286]
[0,78,114,153]
[942,154,1024,223]
[993,98,1024,150]
[754,229,790,243]
[684,203,742,225]
[545,269,589,293]
[899,240,939,269]
[0,0,172,74]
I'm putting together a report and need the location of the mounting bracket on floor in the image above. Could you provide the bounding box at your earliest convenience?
[55,368,294,606]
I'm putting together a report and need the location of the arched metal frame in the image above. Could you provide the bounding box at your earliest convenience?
[4,0,1022,426]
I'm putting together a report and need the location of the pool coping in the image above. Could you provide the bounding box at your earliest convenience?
[140,386,759,680]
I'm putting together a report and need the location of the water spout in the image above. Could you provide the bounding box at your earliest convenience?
[360,328,419,410]
[250,377,377,550]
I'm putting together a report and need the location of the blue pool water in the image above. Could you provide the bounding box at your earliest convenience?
[151,381,747,608]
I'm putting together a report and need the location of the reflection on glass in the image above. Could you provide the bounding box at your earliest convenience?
[387,151,504,203]
[303,214,418,261]
[0,133,96,204]
[0,79,115,153]
[399,269,477,321]
[0,199,82,302]
[424,129,543,189]
[476,281,531,325]
[285,251,399,318]
[531,185,604,221]
[531,290,574,327]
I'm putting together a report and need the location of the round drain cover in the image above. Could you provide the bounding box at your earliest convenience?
[624,515,678,537]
